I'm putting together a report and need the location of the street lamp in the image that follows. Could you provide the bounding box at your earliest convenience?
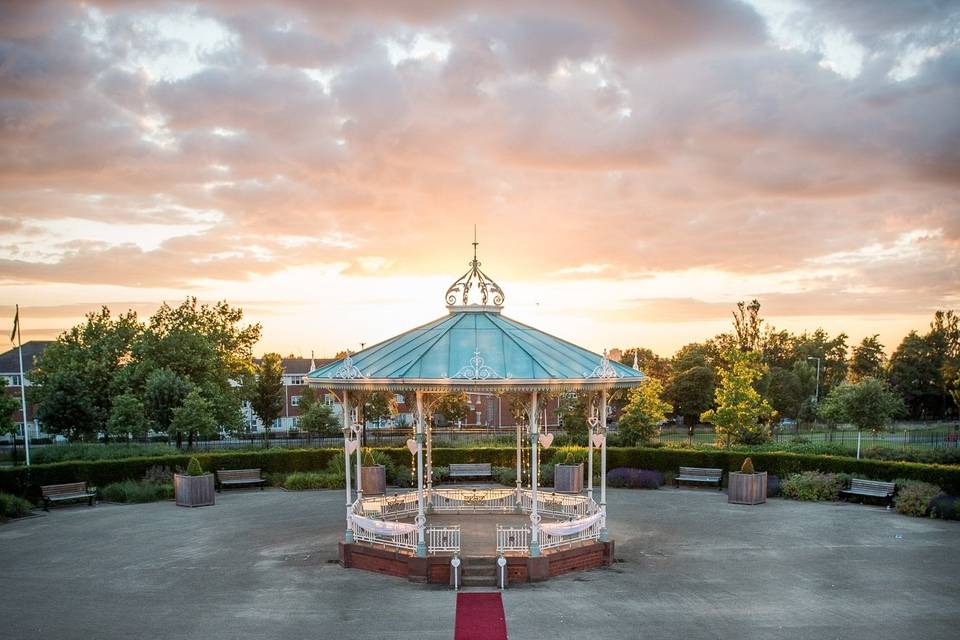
[807,357,821,403]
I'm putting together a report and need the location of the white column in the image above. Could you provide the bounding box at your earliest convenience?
[514,416,522,511]
[354,406,362,498]
[425,404,433,503]
[600,388,609,542]
[415,391,426,557]
[587,397,594,501]
[529,391,541,557]
[342,390,353,543]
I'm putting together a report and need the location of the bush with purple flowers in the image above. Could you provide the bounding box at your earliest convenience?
[606,468,664,489]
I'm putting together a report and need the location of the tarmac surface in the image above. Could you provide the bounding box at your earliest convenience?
[1,486,958,640]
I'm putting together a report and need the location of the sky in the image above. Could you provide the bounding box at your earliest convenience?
[1,0,958,358]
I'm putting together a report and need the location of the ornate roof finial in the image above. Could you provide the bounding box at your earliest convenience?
[445,229,505,310]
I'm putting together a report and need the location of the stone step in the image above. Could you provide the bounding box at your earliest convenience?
[461,575,498,587]
[462,556,497,566]
[463,566,497,577]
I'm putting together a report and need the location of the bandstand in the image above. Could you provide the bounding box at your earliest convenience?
[306,245,644,586]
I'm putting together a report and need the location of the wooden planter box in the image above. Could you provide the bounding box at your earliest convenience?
[361,465,387,495]
[728,471,767,505]
[554,463,584,493]
[174,473,215,507]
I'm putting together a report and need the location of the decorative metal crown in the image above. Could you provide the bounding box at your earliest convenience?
[445,234,505,308]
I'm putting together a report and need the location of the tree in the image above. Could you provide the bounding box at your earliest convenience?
[849,335,886,383]
[618,347,670,381]
[700,349,775,446]
[888,331,942,419]
[247,353,285,441]
[731,299,763,352]
[618,378,670,445]
[763,367,804,421]
[792,328,849,397]
[132,298,259,433]
[299,402,341,437]
[144,368,193,446]
[169,389,218,447]
[557,392,591,442]
[29,307,142,434]
[364,391,398,425]
[434,392,470,426]
[35,371,100,440]
[0,379,21,461]
[664,343,716,426]
[106,393,149,441]
[818,377,904,433]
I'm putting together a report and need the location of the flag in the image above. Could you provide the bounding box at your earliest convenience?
[10,305,17,343]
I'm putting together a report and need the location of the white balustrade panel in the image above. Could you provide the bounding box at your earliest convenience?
[426,526,461,554]
[350,519,418,552]
[432,488,517,513]
[355,493,419,520]
[496,524,530,554]
[539,514,604,551]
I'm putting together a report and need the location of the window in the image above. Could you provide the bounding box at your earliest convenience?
[324,394,336,406]
[291,395,301,407]
[289,376,303,386]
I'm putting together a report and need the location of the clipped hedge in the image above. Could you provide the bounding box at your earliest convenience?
[4,445,960,497]
[0,448,341,499]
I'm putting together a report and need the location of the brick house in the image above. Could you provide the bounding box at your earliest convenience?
[0,340,52,440]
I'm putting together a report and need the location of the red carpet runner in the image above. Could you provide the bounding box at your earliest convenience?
[454,592,508,640]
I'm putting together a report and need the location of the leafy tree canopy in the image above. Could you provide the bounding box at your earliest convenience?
[246,352,285,431]
[618,378,671,445]
[818,377,905,432]
[701,348,775,446]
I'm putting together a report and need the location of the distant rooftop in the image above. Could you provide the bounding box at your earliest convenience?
[0,340,53,375]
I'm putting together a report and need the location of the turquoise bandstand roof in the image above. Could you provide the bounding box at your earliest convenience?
[307,247,644,392]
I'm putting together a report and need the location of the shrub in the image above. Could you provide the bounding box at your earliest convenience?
[781,472,842,501]
[283,472,342,490]
[861,446,960,466]
[31,443,178,464]
[185,457,204,476]
[0,492,33,519]
[100,480,173,503]
[740,457,755,474]
[894,481,942,517]
[606,468,664,489]
[143,465,174,484]
[492,466,516,486]
[929,494,960,520]
[432,466,449,482]
[538,464,555,487]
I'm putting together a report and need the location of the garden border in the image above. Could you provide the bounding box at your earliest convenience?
[2,446,959,498]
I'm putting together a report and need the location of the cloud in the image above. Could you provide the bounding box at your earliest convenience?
[0,0,957,340]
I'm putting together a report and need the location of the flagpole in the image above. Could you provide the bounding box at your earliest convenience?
[15,305,30,466]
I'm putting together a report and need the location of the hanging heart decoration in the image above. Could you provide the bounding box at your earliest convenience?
[406,438,418,455]
[345,439,359,455]
[538,432,554,448]
[591,433,605,448]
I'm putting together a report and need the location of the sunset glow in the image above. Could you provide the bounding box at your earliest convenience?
[2,1,958,356]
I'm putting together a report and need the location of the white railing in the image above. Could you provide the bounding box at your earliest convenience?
[539,515,604,551]
[496,525,530,554]
[355,492,419,520]
[350,518,418,552]
[426,525,461,554]
[520,490,595,519]
[432,487,517,513]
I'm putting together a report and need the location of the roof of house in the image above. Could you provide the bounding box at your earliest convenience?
[253,356,336,375]
[0,341,53,375]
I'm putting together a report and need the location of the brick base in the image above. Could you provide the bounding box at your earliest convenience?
[339,539,614,585]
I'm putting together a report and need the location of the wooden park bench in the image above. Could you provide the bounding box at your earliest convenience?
[215,468,266,492]
[449,463,493,480]
[675,467,723,490]
[41,482,96,511]
[840,478,895,507]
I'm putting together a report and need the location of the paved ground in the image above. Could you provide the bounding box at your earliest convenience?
[1,487,958,640]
